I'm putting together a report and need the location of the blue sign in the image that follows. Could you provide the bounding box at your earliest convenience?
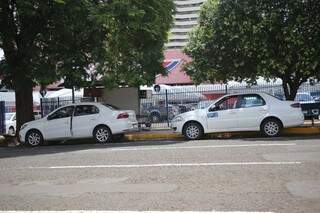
[207,112,218,118]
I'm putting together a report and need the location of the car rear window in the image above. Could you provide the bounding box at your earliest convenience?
[102,103,120,110]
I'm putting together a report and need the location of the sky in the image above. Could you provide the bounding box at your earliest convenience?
[0,48,3,59]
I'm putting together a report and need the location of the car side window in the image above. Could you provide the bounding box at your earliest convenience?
[74,105,99,117]
[48,106,74,120]
[239,94,266,108]
[213,95,239,111]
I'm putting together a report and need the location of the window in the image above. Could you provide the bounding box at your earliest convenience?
[214,95,239,111]
[48,106,74,120]
[74,105,99,116]
[239,94,266,108]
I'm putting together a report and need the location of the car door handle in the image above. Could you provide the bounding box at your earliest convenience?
[229,112,237,115]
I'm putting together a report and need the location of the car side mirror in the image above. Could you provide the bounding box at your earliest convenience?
[209,105,219,112]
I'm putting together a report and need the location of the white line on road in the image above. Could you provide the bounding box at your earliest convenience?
[0,211,275,213]
[28,161,301,170]
[107,143,296,152]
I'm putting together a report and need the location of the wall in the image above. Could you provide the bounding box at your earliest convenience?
[101,87,140,114]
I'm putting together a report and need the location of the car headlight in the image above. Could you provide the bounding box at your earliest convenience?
[172,116,183,122]
[20,123,28,131]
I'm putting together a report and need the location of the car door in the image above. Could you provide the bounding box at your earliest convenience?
[236,94,268,130]
[207,95,240,131]
[72,104,100,138]
[44,106,74,140]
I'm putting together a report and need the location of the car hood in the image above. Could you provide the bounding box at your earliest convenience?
[23,117,46,126]
[178,109,204,118]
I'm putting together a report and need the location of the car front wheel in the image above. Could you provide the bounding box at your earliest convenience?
[183,122,204,140]
[261,119,282,137]
[25,130,44,147]
[93,126,112,143]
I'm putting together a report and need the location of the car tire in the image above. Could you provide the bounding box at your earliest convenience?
[93,126,112,143]
[8,127,15,135]
[261,118,282,137]
[25,130,44,147]
[183,122,204,140]
[150,113,161,123]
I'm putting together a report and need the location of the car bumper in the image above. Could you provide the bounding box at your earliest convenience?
[171,120,184,133]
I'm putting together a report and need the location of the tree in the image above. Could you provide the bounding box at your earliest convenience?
[0,0,174,134]
[184,0,320,100]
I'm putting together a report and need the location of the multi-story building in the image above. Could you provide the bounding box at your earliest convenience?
[166,0,206,49]
[157,0,206,85]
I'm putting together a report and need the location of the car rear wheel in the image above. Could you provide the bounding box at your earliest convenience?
[26,130,43,147]
[93,126,112,143]
[150,113,161,123]
[183,122,204,140]
[8,127,15,135]
[261,119,282,137]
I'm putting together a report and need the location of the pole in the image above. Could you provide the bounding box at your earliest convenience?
[166,89,169,127]
[225,84,228,94]
[40,98,43,118]
[72,86,75,103]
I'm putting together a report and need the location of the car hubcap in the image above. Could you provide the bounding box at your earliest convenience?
[264,121,279,136]
[151,115,159,123]
[96,128,109,142]
[186,125,200,139]
[28,133,41,146]
[8,128,15,135]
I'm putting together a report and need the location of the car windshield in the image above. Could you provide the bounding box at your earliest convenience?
[197,100,214,109]
[5,113,14,121]
[102,103,120,110]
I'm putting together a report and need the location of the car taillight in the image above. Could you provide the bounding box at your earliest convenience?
[291,103,301,108]
[117,112,129,119]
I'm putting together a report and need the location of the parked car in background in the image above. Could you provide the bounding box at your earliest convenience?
[19,102,138,146]
[310,91,320,102]
[295,92,316,103]
[171,93,304,140]
[5,113,16,135]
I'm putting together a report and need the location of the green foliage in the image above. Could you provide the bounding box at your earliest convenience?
[0,0,174,130]
[184,0,320,100]
[0,0,174,89]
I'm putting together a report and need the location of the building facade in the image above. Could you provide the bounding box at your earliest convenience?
[166,0,206,49]
[157,0,206,85]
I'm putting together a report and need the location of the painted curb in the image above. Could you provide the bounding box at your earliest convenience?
[124,127,320,141]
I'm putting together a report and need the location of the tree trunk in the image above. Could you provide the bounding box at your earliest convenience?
[282,78,300,101]
[13,64,34,139]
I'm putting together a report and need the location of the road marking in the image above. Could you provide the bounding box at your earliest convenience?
[0,211,275,213]
[28,161,301,170]
[107,143,296,152]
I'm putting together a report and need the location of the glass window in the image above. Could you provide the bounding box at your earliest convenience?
[239,94,266,108]
[74,105,99,116]
[48,106,74,120]
[214,95,239,111]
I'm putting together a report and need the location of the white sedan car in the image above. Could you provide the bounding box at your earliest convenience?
[5,113,16,135]
[19,102,138,146]
[171,93,304,139]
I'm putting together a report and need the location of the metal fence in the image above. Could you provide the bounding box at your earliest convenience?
[40,96,94,117]
[140,82,320,128]
[38,82,320,129]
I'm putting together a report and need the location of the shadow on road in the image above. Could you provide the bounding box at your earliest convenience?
[0,139,188,159]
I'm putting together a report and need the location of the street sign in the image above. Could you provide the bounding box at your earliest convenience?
[40,89,47,97]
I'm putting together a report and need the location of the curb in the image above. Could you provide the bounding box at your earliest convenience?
[124,127,320,141]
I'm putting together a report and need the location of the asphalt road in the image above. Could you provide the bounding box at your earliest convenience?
[0,136,320,213]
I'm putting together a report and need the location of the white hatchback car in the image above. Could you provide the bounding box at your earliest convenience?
[19,102,138,146]
[171,93,304,139]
